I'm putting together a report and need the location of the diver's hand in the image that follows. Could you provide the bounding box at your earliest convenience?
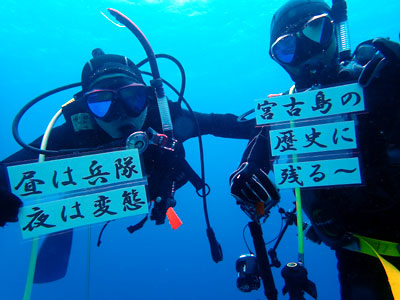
[359,38,400,87]
[0,189,23,227]
[230,162,280,220]
[150,196,176,225]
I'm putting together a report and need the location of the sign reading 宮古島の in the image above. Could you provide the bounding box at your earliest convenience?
[7,149,148,239]
[254,83,365,189]
[255,83,364,124]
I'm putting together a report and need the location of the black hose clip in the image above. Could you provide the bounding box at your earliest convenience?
[206,227,223,263]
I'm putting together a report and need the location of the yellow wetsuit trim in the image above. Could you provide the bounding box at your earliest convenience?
[352,234,400,257]
[355,235,400,300]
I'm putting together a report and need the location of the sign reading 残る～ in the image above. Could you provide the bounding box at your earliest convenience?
[273,157,361,189]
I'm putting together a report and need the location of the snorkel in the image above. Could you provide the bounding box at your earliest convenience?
[107,8,174,138]
[331,0,351,61]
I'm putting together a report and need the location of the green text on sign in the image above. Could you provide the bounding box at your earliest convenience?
[273,157,361,189]
[255,83,364,125]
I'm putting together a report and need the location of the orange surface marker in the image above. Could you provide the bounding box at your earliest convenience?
[166,207,183,229]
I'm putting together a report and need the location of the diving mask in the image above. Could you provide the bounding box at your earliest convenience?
[270,13,334,65]
[83,82,147,121]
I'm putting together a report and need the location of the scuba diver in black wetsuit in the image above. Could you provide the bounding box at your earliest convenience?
[0,10,259,285]
[0,49,255,224]
[230,0,400,299]
[0,47,257,226]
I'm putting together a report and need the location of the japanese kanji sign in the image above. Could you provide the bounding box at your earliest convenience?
[20,185,147,239]
[6,149,148,239]
[274,157,361,189]
[254,83,366,189]
[255,83,364,125]
[8,149,144,199]
[270,120,357,156]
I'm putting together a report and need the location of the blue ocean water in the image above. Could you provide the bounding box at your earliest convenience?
[0,0,399,299]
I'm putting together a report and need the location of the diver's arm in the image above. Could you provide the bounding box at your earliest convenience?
[195,111,257,139]
[0,154,30,227]
[0,138,55,198]
[237,127,271,166]
[1,123,77,165]
[172,106,258,142]
[0,124,74,226]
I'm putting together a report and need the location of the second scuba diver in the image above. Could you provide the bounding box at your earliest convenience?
[230,0,400,299]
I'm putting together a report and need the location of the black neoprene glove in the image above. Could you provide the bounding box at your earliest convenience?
[0,189,23,227]
[230,162,280,220]
[359,38,400,87]
[230,128,280,220]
